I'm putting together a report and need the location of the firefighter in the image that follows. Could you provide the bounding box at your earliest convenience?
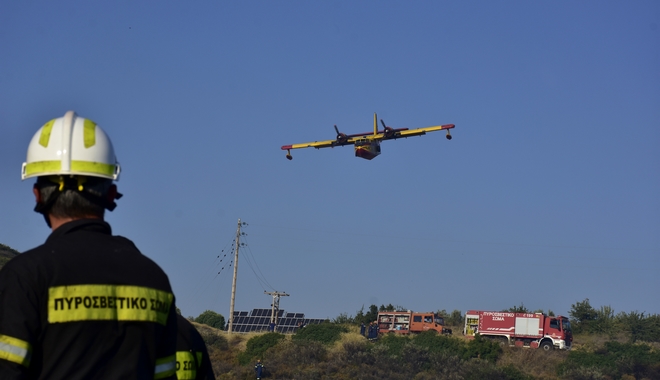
[0,111,177,379]
[254,359,264,380]
[176,315,215,379]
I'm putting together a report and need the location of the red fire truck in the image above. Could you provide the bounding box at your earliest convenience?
[463,310,572,350]
[377,310,452,335]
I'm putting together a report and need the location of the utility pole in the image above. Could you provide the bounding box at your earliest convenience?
[265,291,290,329]
[228,219,243,334]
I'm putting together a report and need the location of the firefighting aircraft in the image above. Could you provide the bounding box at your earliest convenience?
[281,113,454,160]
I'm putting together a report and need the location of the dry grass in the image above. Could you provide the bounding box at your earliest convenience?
[497,346,568,380]
[329,331,368,355]
[570,331,628,352]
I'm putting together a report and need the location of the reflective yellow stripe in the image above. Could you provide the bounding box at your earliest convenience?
[0,334,31,367]
[70,160,116,176]
[39,119,56,147]
[24,161,62,177]
[175,351,197,379]
[24,160,115,177]
[83,119,97,148]
[154,354,176,379]
[48,285,173,325]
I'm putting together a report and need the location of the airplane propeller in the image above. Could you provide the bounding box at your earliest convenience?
[334,125,348,143]
[381,119,395,138]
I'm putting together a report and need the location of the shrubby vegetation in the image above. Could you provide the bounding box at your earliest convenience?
[193,300,660,379]
[558,341,660,379]
[224,327,531,379]
[195,310,225,330]
[237,332,284,365]
[292,323,347,345]
[569,298,660,343]
[0,243,20,269]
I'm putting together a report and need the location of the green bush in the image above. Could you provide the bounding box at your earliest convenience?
[0,243,20,269]
[462,333,502,363]
[238,332,285,365]
[199,330,228,351]
[262,339,328,378]
[375,333,409,357]
[400,343,431,373]
[558,341,660,379]
[412,330,463,354]
[617,311,660,343]
[292,322,346,345]
[500,364,535,380]
[194,310,225,330]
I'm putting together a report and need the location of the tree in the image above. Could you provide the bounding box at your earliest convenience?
[569,298,597,333]
[438,309,464,327]
[364,304,379,323]
[506,303,529,313]
[617,311,660,343]
[380,304,396,312]
[332,312,352,324]
[195,310,225,330]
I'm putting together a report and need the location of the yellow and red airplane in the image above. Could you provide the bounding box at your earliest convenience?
[281,113,455,160]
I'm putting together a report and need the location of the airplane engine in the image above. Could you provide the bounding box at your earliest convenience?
[381,120,397,139]
[334,125,348,144]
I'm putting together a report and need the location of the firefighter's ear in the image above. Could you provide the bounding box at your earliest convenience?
[33,184,42,203]
[107,184,117,202]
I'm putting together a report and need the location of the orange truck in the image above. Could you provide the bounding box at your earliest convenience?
[377,310,452,335]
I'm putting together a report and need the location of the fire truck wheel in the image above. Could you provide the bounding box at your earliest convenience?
[540,341,554,351]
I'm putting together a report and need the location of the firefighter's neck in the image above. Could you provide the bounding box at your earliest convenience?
[48,215,102,231]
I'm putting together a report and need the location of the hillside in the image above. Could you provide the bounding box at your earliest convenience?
[193,323,660,380]
[0,243,20,269]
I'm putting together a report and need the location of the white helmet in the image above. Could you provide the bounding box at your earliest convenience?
[22,111,121,180]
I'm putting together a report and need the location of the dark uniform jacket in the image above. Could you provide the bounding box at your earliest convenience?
[0,219,177,379]
[175,315,215,380]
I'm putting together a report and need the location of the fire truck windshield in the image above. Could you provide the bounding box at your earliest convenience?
[562,319,572,332]
[435,316,444,325]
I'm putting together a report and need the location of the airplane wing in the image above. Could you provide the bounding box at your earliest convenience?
[281,137,356,151]
[382,124,455,140]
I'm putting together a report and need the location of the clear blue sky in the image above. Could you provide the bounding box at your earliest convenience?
[2,1,658,321]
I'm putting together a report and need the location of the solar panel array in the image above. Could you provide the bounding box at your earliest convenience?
[230,308,325,333]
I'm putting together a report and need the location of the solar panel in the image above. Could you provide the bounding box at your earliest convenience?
[229,308,324,334]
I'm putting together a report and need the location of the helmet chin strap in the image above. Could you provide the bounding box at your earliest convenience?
[34,176,123,228]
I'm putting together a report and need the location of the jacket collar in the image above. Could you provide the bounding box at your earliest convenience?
[46,219,112,243]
